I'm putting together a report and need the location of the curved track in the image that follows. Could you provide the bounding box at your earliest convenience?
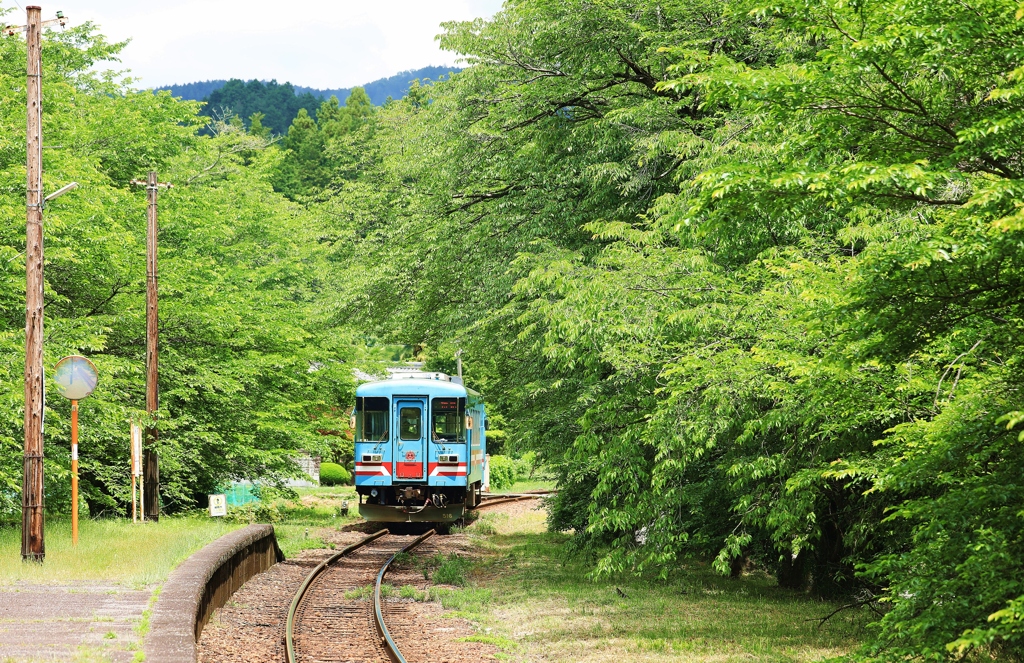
[285,529,436,663]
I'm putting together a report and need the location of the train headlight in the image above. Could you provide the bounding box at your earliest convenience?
[439,454,459,464]
[370,489,378,497]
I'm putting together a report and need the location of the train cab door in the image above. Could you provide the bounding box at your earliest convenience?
[394,398,427,480]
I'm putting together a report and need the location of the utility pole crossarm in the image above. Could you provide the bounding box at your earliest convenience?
[3,12,68,36]
[129,180,172,189]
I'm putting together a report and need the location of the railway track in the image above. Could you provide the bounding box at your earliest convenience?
[476,490,556,509]
[284,495,552,661]
[285,528,436,663]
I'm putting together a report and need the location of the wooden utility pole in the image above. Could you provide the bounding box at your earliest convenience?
[22,4,45,562]
[130,173,169,521]
[144,171,160,521]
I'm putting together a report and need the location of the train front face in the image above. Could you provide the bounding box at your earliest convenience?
[354,378,486,523]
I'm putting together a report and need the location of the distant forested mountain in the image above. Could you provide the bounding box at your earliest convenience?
[157,67,459,135]
[204,80,322,135]
[292,66,458,106]
[160,79,227,101]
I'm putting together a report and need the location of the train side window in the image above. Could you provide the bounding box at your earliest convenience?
[400,407,421,440]
[356,396,389,441]
[360,411,388,441]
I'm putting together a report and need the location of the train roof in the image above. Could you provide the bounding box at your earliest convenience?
[355,377,481,399]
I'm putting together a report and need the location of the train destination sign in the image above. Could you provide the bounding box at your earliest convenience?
[52,355,98,401]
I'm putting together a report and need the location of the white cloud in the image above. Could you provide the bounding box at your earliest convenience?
[15,0,502,88]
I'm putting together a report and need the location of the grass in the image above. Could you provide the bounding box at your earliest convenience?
[0,517,238,586]
[492,477,557,494]
[431,552,470,586]
[0,485,362,583]
[450,506,870,662]
[344,584,374,600]
[71,645,120,662]
[389,548,471,586]
[472,519,499,535]
[135,586,159,638]
[343,583,432,602]
[274,524,328,557]
[263,486,362,557]
[399,584,426,601]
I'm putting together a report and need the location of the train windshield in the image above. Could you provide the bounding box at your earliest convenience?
[432,398,463,441]
[432,413,460,441]
[356,397,389,442]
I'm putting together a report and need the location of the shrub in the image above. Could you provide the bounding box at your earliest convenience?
[320,462,351,486]
[225,500,280,523]
[488,454,531,490]
[520,450,537,477]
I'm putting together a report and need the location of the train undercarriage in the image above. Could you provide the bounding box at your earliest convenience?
[355,482,482,523]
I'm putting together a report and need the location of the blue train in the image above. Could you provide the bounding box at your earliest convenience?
[353,369,486,523]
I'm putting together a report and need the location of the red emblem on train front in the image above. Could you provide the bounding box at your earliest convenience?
[405,451,416,461]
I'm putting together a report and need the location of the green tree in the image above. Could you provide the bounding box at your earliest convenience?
[248,112,271,140]
[0,19,356,517]
[273,88,378,199]
[320,0,1024,659]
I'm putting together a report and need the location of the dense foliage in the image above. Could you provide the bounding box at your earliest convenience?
[305,0,1024,659]
[272,88,376,200]
[0,19,357,518]
[204,79,322,134]
[487,454,532,491]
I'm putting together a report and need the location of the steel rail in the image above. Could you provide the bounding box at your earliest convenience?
[475,494,543,509]
[373,529,436,663]
[285,528,389,663]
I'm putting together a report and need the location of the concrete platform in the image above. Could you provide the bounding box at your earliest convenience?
[0,582,151,662]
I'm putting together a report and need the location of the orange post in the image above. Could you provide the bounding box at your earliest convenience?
[71,400,78,546]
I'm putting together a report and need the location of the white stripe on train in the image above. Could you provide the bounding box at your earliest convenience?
[354,463,391,476]
[430,464,468,477]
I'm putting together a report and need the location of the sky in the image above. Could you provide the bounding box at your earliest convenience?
[4,0,503,89]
